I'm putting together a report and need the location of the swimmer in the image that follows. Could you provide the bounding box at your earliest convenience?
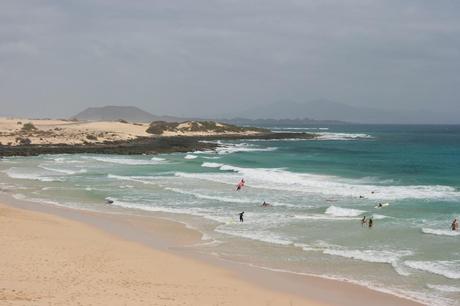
[261,201,272,207]
[368,217,373,228]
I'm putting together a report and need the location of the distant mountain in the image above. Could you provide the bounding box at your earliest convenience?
[72,106,183,122]
[232,100,458,124]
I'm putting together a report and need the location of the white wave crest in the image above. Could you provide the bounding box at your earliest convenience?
[165,187,253,204]
[84,156,165,165]
[294,214,359,221]
[215,142,277,155]
[215,227,293,246]
[324,248,413,276]
[427,284,460,293]
[184,154,198,159]
[38,165,87,175]
[202,162,224,168]
[422,228,460,237]
[316,132,374,141]
[4,167,63,182]
[405,260,460,279]
[325,205,365,217]
[183,163,459,201]
[107,174,163,185]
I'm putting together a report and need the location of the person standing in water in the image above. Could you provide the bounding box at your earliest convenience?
[239,211,245,222]
[451,218,458,231]
[236,178,245,191]
[368,217,373,228]
[361,216,367,227]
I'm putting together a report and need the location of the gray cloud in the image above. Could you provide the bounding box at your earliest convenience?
[0,0,459,121]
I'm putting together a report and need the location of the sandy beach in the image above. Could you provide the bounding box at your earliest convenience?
[0,194,423,306]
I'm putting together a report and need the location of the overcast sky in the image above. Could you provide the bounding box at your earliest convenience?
[0,0,459,120]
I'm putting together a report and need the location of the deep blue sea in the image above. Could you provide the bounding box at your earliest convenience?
[1,125,459,305]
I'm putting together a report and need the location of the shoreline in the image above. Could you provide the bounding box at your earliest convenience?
[0,192,424,306]
[0,132,315,157]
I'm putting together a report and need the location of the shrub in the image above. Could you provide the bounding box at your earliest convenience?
[146,121,177,134]
[21,122,37,132]
[16,137,31,145]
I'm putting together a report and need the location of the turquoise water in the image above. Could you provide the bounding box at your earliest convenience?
[1,125,459,305]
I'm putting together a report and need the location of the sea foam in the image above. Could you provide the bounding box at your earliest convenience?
[422,228,460,237]
[405,260,460,279]
[194,163,460,201]
[84,156,165,165]
[325,205,365,217]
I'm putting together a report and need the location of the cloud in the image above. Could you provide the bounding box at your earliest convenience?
[0,0,459,120]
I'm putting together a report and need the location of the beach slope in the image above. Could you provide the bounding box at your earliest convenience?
[0,203,321,306]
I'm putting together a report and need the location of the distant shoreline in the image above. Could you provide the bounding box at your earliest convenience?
[0,132,316,157]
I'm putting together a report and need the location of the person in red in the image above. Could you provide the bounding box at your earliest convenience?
[236,178,245,191]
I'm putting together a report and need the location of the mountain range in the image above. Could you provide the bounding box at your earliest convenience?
[230,100,458,124]
[72,101,458,125]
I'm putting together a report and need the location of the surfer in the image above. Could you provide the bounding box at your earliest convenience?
[359,195,365,199]
[236,178,245,191]
[105,199,114,204]
[239,211,245,222]
[451,219,458,231]
[377,203,383,208]
[261,201,272,207]
[368,217,373,228]
[361,216,367,227]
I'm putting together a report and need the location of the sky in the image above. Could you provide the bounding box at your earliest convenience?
[0,0,459,121]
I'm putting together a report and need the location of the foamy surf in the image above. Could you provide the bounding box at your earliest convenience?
[405,260,460,279]
[5,167,63,182]
[84,156,166,165]
[38,165,87,175]
[195,163,460,201]
[422,228,460,237]
[316,132,374,141]
[323,248,413,276]
[215,142,277,155]
[427,284,460,293]
[325,205,365,217]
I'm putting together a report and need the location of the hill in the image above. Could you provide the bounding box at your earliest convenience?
[146,121,268,136]
[73,106,183,123]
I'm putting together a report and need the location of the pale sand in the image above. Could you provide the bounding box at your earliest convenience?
[0,117,150,145]
[0,118,261,146]
[0,202,322,305]
[0,196,424,306]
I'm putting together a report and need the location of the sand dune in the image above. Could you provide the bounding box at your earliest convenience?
[0,118,151,146]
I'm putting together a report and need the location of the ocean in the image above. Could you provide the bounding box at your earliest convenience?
[1,124,459,305]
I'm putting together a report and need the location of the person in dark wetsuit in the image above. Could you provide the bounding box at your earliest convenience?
[451,219,458,231]
[368,217,373,228]
[361,216,367,227]
[239,211,245,222]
